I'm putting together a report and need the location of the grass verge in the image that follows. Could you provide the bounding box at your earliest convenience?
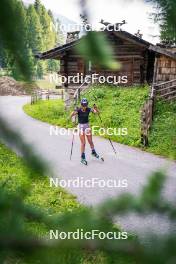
[0,143,135,263]
[0,142,80,216]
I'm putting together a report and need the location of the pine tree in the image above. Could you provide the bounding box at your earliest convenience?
[26,5,43,53]
[48,9,54,23]
[47,59,59,72]
[55,18,64,46]
[36,60,44,79]
[4,0,34,80]
[34,0,41,13]
[150,0,176,44]
[38,5,56,50]
[0,0,63,79]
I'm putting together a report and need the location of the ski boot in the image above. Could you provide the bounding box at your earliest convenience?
[81,153,88,165]
[91,149,104,162]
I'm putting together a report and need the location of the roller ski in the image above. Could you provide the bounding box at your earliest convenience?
[81,153,88,166]
[91,149,104,162]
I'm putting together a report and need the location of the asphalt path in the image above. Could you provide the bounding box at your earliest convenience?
[0,96,176,237]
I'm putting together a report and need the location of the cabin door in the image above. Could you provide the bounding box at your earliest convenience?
[120,59,134,85]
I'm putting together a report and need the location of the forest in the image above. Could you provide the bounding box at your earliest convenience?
[0,0,61,80]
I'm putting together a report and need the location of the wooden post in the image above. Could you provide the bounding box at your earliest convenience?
[152,56,158,85]
[78,88,81,101]
[64,55,68,89]
[31,95,33,105]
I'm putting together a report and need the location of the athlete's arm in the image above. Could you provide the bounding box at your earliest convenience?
[70,111,77,118]
[70,107,78,119]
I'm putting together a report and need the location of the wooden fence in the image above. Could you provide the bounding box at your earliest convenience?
[141,97,154,146]
[152,79,176,101]
[31,90,64,104]
[141,78,176,146]
[64,82,90,109]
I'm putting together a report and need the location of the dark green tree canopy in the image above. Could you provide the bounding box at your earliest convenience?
[150,0,176,44]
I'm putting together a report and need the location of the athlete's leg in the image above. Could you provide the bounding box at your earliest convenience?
[86,128,99,158]
[86,133,94,150]
[79,132,86,158]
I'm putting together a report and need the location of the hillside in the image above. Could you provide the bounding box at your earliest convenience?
[24,85,176,159]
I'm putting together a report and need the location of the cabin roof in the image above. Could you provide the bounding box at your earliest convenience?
[149,45,176,60]
[36,30,176,61]
[36,30,152,60]
[35,39,79,60]
[113,30,151,47]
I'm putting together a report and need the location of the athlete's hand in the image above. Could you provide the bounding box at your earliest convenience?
[93,104,99,113]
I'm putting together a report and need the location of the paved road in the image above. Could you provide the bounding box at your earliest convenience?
[0,96,176,237]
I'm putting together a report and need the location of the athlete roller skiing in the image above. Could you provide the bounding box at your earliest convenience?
[70,98,104,165]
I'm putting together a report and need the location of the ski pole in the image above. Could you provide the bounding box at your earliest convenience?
[69,113,78,160]
[93,104,117,155]
[70,133,75,160]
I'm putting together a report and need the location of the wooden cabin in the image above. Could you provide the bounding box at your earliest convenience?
[37,30,156,89]
[149,45,176,83]
[37,29,176,98]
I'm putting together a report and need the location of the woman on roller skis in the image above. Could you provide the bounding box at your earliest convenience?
[70,98,100,165]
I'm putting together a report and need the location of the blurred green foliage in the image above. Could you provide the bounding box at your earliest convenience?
[77,32,120,70]
[0,141,176,263]
[0,0,176,263]
[0,0,32,80]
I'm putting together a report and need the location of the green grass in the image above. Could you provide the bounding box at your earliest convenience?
[84,85,149,146]
[24,85,149,148]
[24,85,176,159]
[148,100,176,160]
[0,143,135,263]
[0,142,80,241]
[0,143,79,215]
[24,99,70,127]
[0,143,78,262]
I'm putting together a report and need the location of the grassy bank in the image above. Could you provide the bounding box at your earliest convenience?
[24,98,69,128]
[0,143,78,262]
[0,142,79,216]
[148,100,176,159]
[0,143,135,263]
[24,85,149,147]
[24,85,176,159]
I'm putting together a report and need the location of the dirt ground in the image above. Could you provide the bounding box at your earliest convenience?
[0,76,38,95]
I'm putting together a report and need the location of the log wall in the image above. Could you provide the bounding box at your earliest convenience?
[155,55,176,83]
[59,32,150,87]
